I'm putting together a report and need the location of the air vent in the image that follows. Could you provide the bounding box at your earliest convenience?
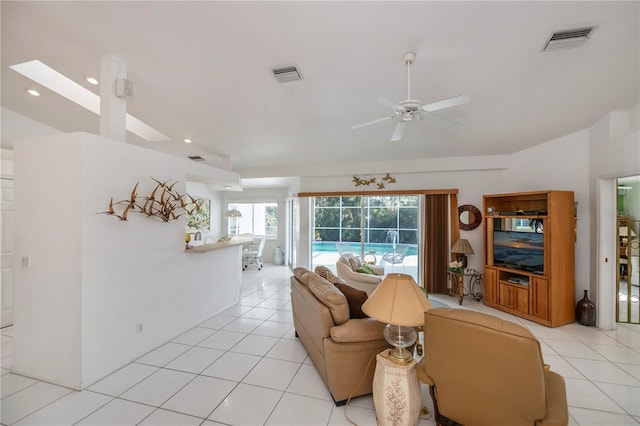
[543,26,594,51]
[187,155,205,161]
[272,66,302,83]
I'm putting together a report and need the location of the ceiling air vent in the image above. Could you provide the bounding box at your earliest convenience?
[272,66,302,83]
[543,26,595,51]
[187,155,205,161]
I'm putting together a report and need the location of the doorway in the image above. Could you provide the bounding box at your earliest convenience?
[616,176,640,324]
[1,178,14,327]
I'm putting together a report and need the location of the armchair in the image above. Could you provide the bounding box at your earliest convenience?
[418,308,568,426]
[336,254,384,295]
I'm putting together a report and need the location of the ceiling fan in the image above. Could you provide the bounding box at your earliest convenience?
[351,52,470,142]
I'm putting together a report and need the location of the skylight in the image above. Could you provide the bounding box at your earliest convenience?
[10,60,168,142]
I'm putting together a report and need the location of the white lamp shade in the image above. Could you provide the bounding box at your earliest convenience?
[361,273,432,327]
[224,209,242,218]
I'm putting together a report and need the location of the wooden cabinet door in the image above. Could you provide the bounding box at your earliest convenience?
[484,268,497,303]
[531,277,549,320]
[498,282,529,314]
[513,286,529,314]
[499,283,512,308]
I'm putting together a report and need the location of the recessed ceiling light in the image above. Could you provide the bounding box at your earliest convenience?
[85,76,99,85]
[224,185,233,189]
[10,60,168,142]
[183,138,192,144]
[27,89,40,96]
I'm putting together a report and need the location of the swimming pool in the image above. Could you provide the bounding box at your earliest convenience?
[312,241,418,256]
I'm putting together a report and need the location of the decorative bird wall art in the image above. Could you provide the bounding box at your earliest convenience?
[352,173,397,189]
[97,178,203,223]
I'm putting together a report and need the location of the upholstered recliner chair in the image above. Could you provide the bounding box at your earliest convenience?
[336,254,385,295]
[418,308,568,426]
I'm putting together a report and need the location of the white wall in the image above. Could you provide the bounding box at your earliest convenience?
[13,132,243,388]
[1,107,61,149]
[1,148,14,178]
[505,129,590,302]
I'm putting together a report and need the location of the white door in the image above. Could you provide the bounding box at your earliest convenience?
[1,178,14,327]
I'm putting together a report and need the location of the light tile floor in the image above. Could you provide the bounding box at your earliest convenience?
[1,264,639,425]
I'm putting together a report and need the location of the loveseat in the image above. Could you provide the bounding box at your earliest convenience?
[335,254,385,295]
[290,267,391,405]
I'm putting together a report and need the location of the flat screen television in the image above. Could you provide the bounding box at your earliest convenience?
[493,230,544,274]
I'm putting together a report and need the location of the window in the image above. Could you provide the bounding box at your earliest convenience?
[227,203,278,238]
[312,195,420,280]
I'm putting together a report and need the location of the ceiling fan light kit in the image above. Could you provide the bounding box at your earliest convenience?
[351,52,470,142]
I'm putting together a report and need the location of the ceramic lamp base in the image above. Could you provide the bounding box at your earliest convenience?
[373,349,421,426]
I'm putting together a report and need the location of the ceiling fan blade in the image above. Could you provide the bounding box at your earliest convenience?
[423,113,462,129]
[422,95,470,112]
[390,122,408,142]
[378,98,406,112]
[350,116,392,130]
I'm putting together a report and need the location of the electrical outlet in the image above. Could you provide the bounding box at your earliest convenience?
[136,323,143,334]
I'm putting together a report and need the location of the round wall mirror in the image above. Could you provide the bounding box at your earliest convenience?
[458,204,482,231]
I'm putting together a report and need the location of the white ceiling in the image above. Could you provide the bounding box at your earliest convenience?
[2,1,638,179]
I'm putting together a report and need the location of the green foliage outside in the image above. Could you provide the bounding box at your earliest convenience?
[313,195,419,244]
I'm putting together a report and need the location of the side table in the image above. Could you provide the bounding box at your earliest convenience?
[372,349,422,426]
[446,270,483,305]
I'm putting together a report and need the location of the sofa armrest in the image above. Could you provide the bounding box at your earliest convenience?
[370,266,385,275]
[416,358,434,386]
[330,318,386,343]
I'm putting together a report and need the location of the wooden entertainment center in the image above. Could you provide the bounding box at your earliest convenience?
[483,190,575,327]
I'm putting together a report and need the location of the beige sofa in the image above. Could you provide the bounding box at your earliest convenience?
[290,267,391,405]
[419,308,568,426]
[335,254,385,295]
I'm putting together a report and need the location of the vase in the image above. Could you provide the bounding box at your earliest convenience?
[575,289,596,326]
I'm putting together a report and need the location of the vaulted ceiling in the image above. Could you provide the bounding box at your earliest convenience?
[2,1,638,178]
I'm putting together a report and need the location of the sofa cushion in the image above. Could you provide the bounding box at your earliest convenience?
[307,275,350,325]
[334,282,369,319]
[293,267,315,286]
[348,256,361,271]
[330,318,387,343]
[356,265,377,275]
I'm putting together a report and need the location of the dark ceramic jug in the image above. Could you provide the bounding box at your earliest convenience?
[575,289,596,326]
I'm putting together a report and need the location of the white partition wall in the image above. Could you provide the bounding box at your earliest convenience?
[12,132,242,389]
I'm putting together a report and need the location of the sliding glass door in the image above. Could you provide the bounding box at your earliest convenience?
[311,195,420,281]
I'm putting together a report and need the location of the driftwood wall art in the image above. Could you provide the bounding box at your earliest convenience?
[352,173,397,189]
[98,178,204,222]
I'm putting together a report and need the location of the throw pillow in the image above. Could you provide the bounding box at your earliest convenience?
[356,265,377,275]
[348,256,361,271]
[314,265,344,284]
[334,282,369,319]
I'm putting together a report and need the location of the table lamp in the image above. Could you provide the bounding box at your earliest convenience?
[362,273,432,364]
[451,238,474,268]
